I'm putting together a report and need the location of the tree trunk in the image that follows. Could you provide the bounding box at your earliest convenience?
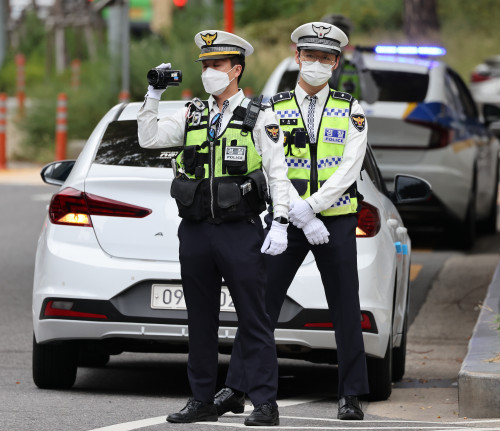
[404,0,441,44]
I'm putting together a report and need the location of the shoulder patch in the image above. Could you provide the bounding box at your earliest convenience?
[350,114,366,132]
[265,124,280,143]
[271,91,293,105]
[331,91,353,102]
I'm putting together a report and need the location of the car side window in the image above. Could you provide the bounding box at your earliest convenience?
[362,145,388,194]
[447,68,479,119]
[445,72,465,118]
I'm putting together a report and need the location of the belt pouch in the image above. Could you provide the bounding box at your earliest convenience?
[217,182,241,209]
[170,176,206,220]
[182,146,198,175]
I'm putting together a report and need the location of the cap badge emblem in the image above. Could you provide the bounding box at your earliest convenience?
[201,32,217,45]
[312,25,331,39]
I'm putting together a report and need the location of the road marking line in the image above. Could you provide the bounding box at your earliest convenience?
[86,395,500,431]
[410,263,423,281]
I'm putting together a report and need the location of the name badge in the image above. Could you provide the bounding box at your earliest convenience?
[280,118,298,126]
[323,128,346,144]
[224,146,246,161]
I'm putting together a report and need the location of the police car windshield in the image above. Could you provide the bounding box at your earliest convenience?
[94,120,182,167]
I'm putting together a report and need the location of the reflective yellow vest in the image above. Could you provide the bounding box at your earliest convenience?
[170,100,267,222]
[271,89,358,216]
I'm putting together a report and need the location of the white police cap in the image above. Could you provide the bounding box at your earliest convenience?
[194,30,254,62]
[291,22,348,55]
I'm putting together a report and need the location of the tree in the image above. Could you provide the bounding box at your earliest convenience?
[404,0,441,44]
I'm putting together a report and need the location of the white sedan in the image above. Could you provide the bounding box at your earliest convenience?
[32,100,430,401]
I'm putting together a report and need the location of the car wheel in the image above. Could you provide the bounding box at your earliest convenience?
[392,311,408,382]
[453,193,476,250]
[32,334,78,389]
[479,164,498,234]
[365,335,393,401]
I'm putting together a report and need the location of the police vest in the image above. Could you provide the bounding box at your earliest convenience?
[338,62,361,100]
[170,99,268,222]
[271,89,358,216]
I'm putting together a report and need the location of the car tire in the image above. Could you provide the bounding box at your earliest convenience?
[479,164,498,234]
[32,334,78,389]
[365,335,393,401]
[392,311,408,382]
[453,193,476,250]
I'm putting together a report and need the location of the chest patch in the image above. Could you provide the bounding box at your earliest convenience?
[224,146,246,162]
[280,118,298,126]
[323,128,346,144]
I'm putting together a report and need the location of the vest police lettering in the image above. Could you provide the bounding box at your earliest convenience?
[272,89,358,216]
[170,99,266,222]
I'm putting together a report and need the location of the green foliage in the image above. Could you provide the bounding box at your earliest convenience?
[4,0,500,163]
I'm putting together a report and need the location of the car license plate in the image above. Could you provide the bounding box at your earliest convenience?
[151,284,235,312]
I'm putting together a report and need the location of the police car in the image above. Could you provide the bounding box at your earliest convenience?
[32,100,430,401]
[262,45,500,249]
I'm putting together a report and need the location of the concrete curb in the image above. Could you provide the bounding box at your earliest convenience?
[458,261,500,418]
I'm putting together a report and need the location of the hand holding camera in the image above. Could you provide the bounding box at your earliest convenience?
[146,62,183,100]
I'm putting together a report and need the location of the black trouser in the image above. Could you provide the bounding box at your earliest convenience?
[226,214,369,397]
[178,216,278,406]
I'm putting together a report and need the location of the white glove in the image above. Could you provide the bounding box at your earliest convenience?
[261,221,288,256]
[289,199,315,228]
[146,62,171,100]
[303,218,330,245]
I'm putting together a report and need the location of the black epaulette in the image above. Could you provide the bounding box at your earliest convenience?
[270,91,293,105]
[331,90,353,102]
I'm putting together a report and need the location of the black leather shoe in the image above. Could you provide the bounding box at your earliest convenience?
[244,403,279,426]
[214,387,245,416]
[337,395,364,420]
[166,398,218,423]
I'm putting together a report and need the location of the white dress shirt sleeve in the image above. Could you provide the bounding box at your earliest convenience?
[253,107,290,219]
[137,96,188,148]
[305,99,368,214]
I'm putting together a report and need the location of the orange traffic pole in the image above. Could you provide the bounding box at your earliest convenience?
[0,93,6,170]
[55,93,67,160]
[15,54,25,118]
[119,90,129,103]
[224,0,234,33]
[71,59,81,89]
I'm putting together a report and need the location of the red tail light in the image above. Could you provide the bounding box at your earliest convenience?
[356,201,381,238]
[471,71,491,83]
[304,313,373,330]
[44,300,108,319]
[404,118,454,149]
[49,187,152,227]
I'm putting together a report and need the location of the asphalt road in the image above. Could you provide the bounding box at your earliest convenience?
[1,183,500,430]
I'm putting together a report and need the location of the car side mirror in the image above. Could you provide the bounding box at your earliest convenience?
[483,103,500,127]
[390,174,432,204]
[40,160,76,186]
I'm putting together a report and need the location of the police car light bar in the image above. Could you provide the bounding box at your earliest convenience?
[374,45,446,56]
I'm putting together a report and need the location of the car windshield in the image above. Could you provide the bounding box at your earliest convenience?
[278,70,300,93]
[94,120,182,168]
[369,70,428,102]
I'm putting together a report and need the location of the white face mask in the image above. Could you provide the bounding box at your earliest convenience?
[201,66,236,96]
[299,60,333,87]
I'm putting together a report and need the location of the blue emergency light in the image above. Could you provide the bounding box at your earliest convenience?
[374,45,446,56]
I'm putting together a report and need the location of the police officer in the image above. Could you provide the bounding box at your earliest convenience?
[137,30,290,426]
[215,22,369,421]
[321,14,361,99]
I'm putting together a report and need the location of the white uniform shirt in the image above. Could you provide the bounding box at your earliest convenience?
[137,89,290,218]
[291,84,368,214]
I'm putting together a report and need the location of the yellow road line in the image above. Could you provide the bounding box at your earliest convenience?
[410,264,423,282]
